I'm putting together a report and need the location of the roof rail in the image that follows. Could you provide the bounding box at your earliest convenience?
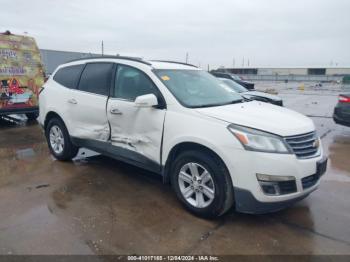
[151,60,197,68]
[67,55,152,65]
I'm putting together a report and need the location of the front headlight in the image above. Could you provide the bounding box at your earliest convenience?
[227,124,292,154]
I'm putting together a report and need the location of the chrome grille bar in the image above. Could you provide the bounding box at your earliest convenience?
[284,131,319,159]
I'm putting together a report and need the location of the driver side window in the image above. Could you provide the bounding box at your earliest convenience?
[114,64,158,101]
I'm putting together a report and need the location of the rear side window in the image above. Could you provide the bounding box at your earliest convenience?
[53,64,84,89]
[78,63,113,96]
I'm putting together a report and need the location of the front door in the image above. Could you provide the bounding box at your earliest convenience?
[107,64,166,171]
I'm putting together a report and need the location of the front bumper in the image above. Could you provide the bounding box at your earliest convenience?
[234,187,314,214]
[220,145,326,214]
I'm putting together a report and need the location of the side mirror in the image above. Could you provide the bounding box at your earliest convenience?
[134,94,158,108]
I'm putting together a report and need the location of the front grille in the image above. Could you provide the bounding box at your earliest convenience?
[285,131,319,159]
[302,174,320,189]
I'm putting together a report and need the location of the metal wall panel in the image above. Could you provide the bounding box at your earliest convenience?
[40,49,100,74]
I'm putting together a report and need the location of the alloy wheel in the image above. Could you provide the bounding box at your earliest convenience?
[49,125,65,154]
[178,162,215,208]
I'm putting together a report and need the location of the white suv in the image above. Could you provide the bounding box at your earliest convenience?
[39,57,327,218]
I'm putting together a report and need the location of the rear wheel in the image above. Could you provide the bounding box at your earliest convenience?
[45,118,79,161]
[26,112,38,121]
[171,150,234,218]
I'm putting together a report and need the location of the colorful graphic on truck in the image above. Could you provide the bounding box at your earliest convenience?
[0,33,45,110]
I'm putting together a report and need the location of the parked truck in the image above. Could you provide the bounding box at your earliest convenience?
[0,31,45,120]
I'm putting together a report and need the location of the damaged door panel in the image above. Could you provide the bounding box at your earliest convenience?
[107,64,166,166]
[68,63,114,141]
[69,90,110,141]
[107,98,165,164]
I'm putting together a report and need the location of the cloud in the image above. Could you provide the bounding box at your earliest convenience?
[1,0,349,68]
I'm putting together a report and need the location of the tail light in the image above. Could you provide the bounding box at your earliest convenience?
[339,95,350,103]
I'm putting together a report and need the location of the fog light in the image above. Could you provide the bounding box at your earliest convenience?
[257,174,296,196]
[259,181,280,195]
[261,184,278,195]
[256,173,295,182]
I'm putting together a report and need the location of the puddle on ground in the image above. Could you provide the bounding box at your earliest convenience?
[16,148,36,160]
[322,128,350,183]
[328,134,350,175]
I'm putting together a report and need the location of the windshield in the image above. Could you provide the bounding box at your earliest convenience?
[154,69,243,108]
[220,79,248,93]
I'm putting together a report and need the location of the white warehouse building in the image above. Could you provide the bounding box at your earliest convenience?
[39,49,350,82]
[217,67,350,81]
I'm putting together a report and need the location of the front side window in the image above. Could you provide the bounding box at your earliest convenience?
[53,64,84,89]
[154,69,243,108]
[78,63,113,96]
[114,64,158,101]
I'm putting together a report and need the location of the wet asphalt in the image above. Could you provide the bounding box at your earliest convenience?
[0,82,349,255]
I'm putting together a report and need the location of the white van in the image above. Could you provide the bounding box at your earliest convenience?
[38,57,327,218]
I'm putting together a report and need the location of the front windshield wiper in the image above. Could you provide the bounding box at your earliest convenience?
[242,97,252,102]
[221,99,245,105]
[191,103,225,108]
[192,99,244,108]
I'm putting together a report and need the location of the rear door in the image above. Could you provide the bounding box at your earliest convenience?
[106,64,166,171]
[69,62,114,142]
[50,64,84,131]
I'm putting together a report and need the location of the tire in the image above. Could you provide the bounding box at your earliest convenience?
[45,117,79,161]
[171,150,234,218]
[26,112,39,121]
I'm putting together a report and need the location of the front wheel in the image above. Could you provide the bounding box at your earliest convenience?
[45,118,79,161]
[171,150,234,218]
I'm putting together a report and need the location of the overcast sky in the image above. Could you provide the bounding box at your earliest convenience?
[1,0,349,69]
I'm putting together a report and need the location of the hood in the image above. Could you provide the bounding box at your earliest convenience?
[243,91,281,101]
[196,101,315,136]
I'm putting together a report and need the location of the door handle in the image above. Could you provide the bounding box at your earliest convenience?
[67,98,77,104]
[110,108,122,115]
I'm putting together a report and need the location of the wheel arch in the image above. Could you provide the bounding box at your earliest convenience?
[163,141,231,185]
[44,111,66,130]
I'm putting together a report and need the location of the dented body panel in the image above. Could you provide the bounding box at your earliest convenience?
[107,98,166,164]
[69,89,110,141]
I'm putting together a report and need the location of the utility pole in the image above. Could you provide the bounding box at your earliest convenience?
[207,64,210,72]
[185,52,189,64]
[102,41,104,56]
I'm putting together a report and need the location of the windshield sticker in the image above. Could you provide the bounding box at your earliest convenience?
[161,75,170,81]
